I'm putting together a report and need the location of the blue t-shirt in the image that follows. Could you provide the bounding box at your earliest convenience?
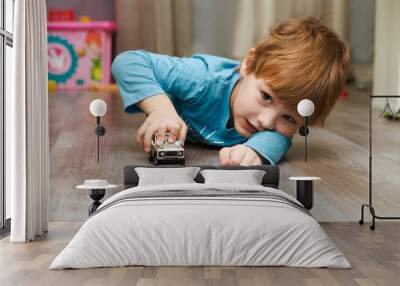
[111,50,292,165]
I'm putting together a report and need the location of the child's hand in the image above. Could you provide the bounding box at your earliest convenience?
[136,109,187,153]
[219,144,262,166]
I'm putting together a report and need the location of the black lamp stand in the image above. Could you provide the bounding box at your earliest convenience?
[298,116,310,162]
[296,180,313,210]
[304,116,308,162]
[95,116,106,162]
[88,189,106,215]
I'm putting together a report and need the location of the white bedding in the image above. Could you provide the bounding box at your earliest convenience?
[50,183,350,269]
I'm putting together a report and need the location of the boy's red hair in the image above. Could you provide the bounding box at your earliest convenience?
[246,17,349,126]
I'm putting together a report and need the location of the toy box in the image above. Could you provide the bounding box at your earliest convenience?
[47,21,116,90]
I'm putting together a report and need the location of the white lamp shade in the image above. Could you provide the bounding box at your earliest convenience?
[90,99,107,117]
[297,99,314,117]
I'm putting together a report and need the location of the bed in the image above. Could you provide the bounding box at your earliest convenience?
[50,165,350,269]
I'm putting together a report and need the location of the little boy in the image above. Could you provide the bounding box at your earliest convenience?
[111,17,349,166]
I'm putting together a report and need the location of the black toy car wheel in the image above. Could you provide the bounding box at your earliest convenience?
[149,153,154,162]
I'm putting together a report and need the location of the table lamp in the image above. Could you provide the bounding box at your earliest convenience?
[297,99,314,162]
[89,99,107,162]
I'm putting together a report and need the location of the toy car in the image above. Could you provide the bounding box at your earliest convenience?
[149,132,185,165]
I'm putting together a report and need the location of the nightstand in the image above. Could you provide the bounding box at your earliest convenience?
[289,177,321,210]
[77,179,118,215]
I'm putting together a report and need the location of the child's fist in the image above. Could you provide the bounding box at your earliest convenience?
[219,144,262,166]
[136,109,187,153]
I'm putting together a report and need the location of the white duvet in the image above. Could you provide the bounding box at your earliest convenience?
[50,183,350,269]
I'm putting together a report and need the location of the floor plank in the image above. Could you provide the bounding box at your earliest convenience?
[2,222,398,285]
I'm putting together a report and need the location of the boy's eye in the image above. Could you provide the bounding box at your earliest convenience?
[283,114,297,125]
[261,92,272,103]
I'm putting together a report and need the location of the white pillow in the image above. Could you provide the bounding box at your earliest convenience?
[135,167,201,186]
[200,169,266,185]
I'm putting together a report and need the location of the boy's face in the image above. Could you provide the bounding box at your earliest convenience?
[231,72,303,139]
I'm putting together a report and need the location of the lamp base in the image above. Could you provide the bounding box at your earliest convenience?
[296,181,313,210]
[88,189,105,215]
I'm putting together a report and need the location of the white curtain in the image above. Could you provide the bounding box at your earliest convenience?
[373,0,400,96]
[115,0,192,56]
[232,0,276,59]
[7,0,49,242]
[231,0,347,59]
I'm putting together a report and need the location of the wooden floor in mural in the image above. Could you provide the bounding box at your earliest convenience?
[47,86,400,222]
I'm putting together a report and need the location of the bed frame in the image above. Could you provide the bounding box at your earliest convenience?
[123,165,280,189]
[123,165,315,210]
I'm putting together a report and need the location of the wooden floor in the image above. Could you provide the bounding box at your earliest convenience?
[1,222,400,286]
[2,86,400,285]
[48,87,400,222]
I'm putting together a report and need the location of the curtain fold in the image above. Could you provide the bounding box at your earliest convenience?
[115,0,192,56]
[8,0,49,242]
[232,0,345,59]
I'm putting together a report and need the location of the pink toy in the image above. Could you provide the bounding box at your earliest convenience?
[47,21,117,91]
